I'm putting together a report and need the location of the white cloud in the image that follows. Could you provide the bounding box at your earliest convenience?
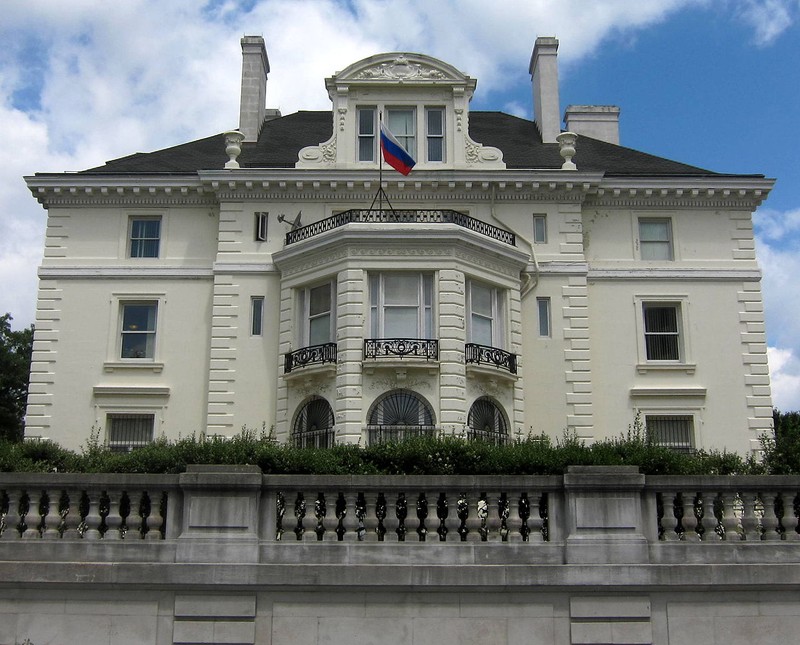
[0,0,797,333]
[768,347,800,411]
[736,0,798,45]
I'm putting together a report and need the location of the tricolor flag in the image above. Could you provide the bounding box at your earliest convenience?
[380,123,416,175]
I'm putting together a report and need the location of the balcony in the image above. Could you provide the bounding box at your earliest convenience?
[284,342,337,374]
[364,338,438,361]
[465,343,517,375]
[285,209,516,247]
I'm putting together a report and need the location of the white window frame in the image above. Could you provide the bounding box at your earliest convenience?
[128,216,162,258]
[357,107,377,162]
[634,295,695,373]
[644,413,696,453]
[467,280,505,348]
[425,107,445,162]
[533,215,547,244]
[370,273,434,339]
[251,296,264,336]
[537,297,551,337]
[298,281,336,347]
[106,412,155,452]
[637,217,674,261]
[119,301,158,360]
[386,108,417,160]
[254,212,268,241]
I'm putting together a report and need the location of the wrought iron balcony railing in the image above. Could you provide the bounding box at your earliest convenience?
[285,209,516,247]
[284,342,337,374]
[291,427,336,449]
[364,338,439,361]
[465,343,517,374]
[366,425,438,445]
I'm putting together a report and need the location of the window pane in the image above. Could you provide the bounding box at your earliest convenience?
[644,305,679,360]
[108,414,154,452]
[426,108,444,162]
[384,274,418,305]
[533,215,547,243]
[537,298,551,337]
[471,283,492,317]
[358,108,375,161]
[121,304,156,359]
[309,314,331,345]
[471,316,493,346]
[646,415,694,452]
[130,218,161,258]
[251,297,264,336]
[639,219,672,260]
[309,284,331,316]
[387,109,415,158]
[385,307,418,337]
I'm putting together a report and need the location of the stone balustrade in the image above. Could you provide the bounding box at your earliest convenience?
[1,465,799,566]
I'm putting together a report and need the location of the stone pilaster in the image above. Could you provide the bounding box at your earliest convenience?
[438,269,467,432]
[335,268,366,443]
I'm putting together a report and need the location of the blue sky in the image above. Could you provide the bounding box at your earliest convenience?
[1,0,798,408]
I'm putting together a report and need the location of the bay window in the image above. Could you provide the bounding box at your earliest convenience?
[299,282,335,346]
[370,273,433,339]
[468,280,504,348]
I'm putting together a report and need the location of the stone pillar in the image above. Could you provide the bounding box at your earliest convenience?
[438,269,467,433]
[175,465,262,564]
[563,465,648,564]
[335,268,366,443]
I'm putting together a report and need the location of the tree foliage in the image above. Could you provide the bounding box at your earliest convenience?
[763,408,800,475]
[0,313,34,442]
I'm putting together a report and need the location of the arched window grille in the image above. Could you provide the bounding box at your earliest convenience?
[292,396,335,448]
[366,389,436,444]
[467,397,509,445]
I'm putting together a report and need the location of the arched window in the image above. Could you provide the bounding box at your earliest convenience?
[467,397,508,444]
[292,396,335,448]
[366,389,435,444]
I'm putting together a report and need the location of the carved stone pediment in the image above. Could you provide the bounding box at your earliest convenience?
[332,52,469,86]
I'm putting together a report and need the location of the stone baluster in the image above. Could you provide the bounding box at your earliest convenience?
[19,491,39,539]
[518,492,531,542]
[146,491,166,540]
[354,492,367,542]
[104,490,121,540]
[137,491,152,539]
[416,492,428,542]
[375,492,387,542]
[497,492,510,542]
[710,492,725,540]
[82,490,103,540]
[669,492,686,541]
[679,492,698,541]
[293,492,306,541]
[395,492,408,542]
[41,490,62,539]
[118,491,131,539]
[275,491,286,540]
[436,492,448,542]
[760,491,782,541]
[314,492,327,541]
[484,490,502,541]
[0,490,9,538]
[335,492,347,542]
[723,491,744,540]
[477,492,489,542]
[56,490,71,538]
[692,492,706,541]
[739,491,759,541]
[456,492,469,542]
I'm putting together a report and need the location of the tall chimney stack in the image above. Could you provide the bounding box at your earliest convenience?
[529,37,561,144]
[564,105,621,145]
[239,36,270,143]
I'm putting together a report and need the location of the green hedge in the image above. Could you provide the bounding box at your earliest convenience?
[0,430,767,475]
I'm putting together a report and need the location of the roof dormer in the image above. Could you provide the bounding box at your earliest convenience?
[297,52,504,171]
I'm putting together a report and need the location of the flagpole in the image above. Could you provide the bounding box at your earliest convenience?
[379,111,383,214]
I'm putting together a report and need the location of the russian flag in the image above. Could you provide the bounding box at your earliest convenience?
[380,123,416,175]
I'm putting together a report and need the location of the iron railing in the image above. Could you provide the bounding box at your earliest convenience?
[364,338,438,361]
[366,425,438,445]
[291,427,336,449]
[284,343,337,374]
[285,209,516,247]
[465,343,518,374]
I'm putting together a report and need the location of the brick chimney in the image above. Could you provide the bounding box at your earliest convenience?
[564,105,621,145]
[239,36,270,143]
[529,37,561,144]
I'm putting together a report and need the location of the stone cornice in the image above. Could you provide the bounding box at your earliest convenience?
[38,266,213,279]
[587,267,762,281]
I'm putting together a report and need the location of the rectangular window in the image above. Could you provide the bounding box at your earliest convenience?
[646,415,694,453]
[120,302,157,359]
[370,273,433,339]
[251,297,264,336]
[107,413,155,452]
[639,218,673,260]
[643,303,680,361]
[129,217,161,258]
[386,108,416,159]
[357,107,376,162]
[426,108,444,162]
[537,297,551,337]
[533,215,547,244]
[254,212,268,241]
[300,282,335,346]
[469,281,504,347]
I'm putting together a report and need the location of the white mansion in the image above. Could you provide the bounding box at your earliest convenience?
[24,36,774,453]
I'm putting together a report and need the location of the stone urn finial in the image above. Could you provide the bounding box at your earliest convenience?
[556,131,578,170]
[224,130,245,169]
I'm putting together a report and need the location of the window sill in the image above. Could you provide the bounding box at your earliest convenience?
[636,362,696,375]
[104,361,164,373]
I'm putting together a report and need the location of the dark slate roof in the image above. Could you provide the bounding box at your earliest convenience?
[79,110,750,178]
